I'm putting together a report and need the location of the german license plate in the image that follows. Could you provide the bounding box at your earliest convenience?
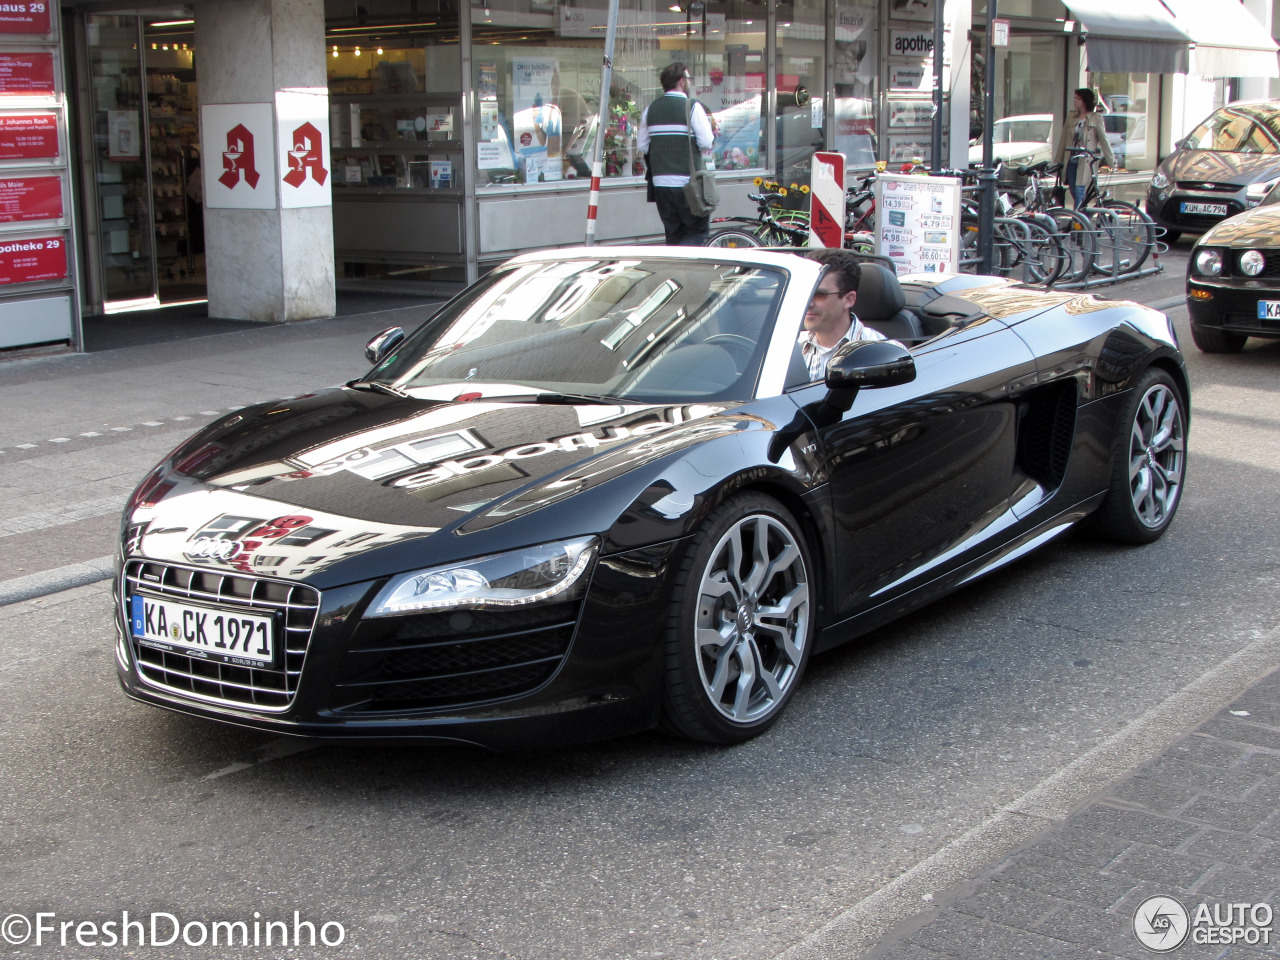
[130,593,275,666]
[1181,201,1227,216]
[1258,301,1280,320]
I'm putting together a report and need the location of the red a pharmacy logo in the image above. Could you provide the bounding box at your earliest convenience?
[219,124,260,189]
[283,122,328,188]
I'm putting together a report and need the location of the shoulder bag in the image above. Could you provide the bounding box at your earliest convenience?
[682,99,719,217]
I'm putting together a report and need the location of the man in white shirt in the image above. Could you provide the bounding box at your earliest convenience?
[798,250,885,382]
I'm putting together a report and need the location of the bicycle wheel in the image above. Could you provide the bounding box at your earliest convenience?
[1017,218,1069,285]
[1045,207,1097,285]
[765,213,811,247]
[1100,200,1156,273]
[705,228,763,249]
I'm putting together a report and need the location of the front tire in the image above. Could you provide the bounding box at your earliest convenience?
[705,228,762,249]
[1095,368,1187,544]
[661,493,814,744]
[1190,323,1247,353]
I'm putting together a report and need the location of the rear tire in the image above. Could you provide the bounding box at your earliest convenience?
[660,493,814,744]
[1190,323,1247,353]
[705,228,762,249]
[1094,368,1186,544]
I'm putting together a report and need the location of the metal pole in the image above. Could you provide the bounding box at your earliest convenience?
[930,0,944,170]
[978,0,997,272]
[584,0,621,245]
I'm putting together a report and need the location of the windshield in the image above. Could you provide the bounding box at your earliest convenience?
[367,258,787,402]
[992,119,1050,144]
[1185,108,1280,154]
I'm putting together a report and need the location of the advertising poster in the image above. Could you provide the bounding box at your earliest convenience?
[887,134,932,163]
[0,51,54,95]
[889,0,933,20]
[0,175,62,223]
[874,173,960,275]
[835,2,876,98]
[0,112,58,159]
[889,62,928,91]
[0,1,51,34]
[429,160,452,189]
[106,110,139,160]
[888,99,935,128]
[0,234,66,284]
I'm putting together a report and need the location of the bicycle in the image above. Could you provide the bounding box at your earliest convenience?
[1009,159,1097,285]
[705,180,811,248]
[1062,148,1157,277]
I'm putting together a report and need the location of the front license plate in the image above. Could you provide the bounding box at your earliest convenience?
[1181,201,1228,216]
[130,593,275,666]
[1258,301,1280,320]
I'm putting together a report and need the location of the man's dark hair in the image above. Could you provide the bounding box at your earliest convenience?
[660,62,688,92]
[807,249,862,296]
[1075,87,1097,112]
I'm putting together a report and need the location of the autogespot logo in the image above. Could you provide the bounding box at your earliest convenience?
[1134,896,1190,952]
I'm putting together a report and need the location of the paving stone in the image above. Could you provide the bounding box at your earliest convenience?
[1220,699,1280,729]
[907,911,1068,960]
[865,941,950,960]
[1069,805,1203,851]
[1240,753,1280,779]
[1184,796,1279,833]
[1241,776,1280,808]
[1028,828,1133,871]
[1107,844,1216,888]
[1237,840,1280,876]
[1198,717,1280,753]
[1185,828,1274,868]
[992,854,1139,909]
[1194,865,1280,903]
[950,884,1062,928]
[1034,902,1131,952]
[1105,776,1200,815]
[1139,756,1263,800]
[1168,736,1252,769]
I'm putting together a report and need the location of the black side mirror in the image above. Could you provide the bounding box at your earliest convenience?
[365,326,405,365]
[821,339,915,412]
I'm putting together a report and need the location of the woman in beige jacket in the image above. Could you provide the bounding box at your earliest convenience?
[1054,88,1115,208]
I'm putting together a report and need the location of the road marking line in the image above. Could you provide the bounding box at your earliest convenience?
[201,738,318,781]
[0,496,125,539]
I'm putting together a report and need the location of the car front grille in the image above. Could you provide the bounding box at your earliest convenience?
[123,560,320,711]
[1174,180,1241,193]
[332,600,581,712]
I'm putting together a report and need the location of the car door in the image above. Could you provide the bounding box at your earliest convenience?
[795,317,1039,620]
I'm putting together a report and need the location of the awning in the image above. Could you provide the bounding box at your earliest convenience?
[1063,0,1192,75]
[1163,0,1280,78]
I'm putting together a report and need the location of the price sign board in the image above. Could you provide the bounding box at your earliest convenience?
[0,175,60,222]
[874,173,961,275]
[0,51,54,95]
[0,1,51,34]
[0,112,57,158]
[0,233,65,284]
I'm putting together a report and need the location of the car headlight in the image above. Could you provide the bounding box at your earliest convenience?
[1240,249,1266,276]
[367,536,599,616]
[1150,170,1170,190]
[1247,177,1280,204]
[1193,248,1223,276]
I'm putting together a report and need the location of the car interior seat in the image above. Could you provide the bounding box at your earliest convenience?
[856,264,924,342]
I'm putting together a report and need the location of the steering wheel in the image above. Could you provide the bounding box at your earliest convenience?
[702,333,756,367]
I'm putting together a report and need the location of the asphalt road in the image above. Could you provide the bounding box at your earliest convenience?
[3,244,1279,960]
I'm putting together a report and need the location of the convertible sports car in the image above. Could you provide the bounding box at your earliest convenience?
[114,248,1189,748]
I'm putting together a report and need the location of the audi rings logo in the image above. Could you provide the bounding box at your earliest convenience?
[184,537,243,561]
[1134,896,1190,952]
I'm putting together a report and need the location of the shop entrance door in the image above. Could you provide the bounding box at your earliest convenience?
[80,13,203,312]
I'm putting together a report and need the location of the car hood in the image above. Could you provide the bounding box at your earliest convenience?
[125,387,743,584]
[1198,202,1280,246]
[1164,149,1280,186]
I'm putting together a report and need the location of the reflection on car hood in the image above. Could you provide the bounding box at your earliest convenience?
[126,388,734,581]
[1199,202,1280,246]
[1165,150,1280,185]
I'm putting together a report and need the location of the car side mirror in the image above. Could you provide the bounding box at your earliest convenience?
[365,326,405,365]
[822,339,916,412]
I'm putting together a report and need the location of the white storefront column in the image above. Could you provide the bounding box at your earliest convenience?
[194,0,335,323]
[1239,0,1277,101]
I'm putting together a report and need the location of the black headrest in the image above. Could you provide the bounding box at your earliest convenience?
[855,263,906,323]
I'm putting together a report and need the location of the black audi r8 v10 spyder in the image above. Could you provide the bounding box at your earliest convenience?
[115,248,1189,748]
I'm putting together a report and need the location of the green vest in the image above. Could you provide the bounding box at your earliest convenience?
[646,94,698,178]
